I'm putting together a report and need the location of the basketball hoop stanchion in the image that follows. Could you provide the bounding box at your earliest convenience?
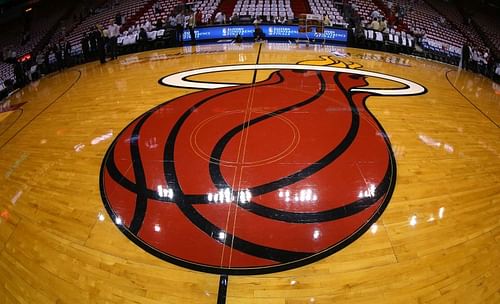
[297,14,324,46]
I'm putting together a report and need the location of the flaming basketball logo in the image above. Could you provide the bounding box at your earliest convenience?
[100,58,426,274]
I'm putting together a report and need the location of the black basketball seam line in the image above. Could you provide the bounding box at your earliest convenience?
[163,72,390,272]
[128,111,157,234]
[208,70,326,192]
[105,69,283,199]
[445,69,499,129]
[105,69,306,202]
[0,108,24,138]
[212,74,403,274]
[102,70,305,263]
[162,70,313,263]
[99,66,427,275]
[205,71,372,224]
[209,73,393,224]
[0,69,82,151]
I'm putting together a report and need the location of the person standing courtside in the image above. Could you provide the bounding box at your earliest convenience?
[188,11,196,45]
[96,24,106,64]
[107,19,120,60]
[175,11,185,46]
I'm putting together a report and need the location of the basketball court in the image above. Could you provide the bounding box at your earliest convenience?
[0,43,498,303]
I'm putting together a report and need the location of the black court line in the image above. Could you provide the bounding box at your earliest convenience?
[217,275,228,304]
[216,41,263,304]
[0,70,83,151]
[0,108,24,137]
[445,69,499,129]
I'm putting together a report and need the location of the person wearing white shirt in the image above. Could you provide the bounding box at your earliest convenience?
[323,14,331,27]
[371,10,380,20]
[215,11,225,24]
[370,17,380,31]
[107,19,120,60]
[188,12,196,45]
[144,19,152,32]
[175,12,185,45]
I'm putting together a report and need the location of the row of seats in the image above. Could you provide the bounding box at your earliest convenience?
[0,0,75,83]
[63,0,150,55]
[232,0,294,19]
[426,0,485,49]
[308,0,348,27]
[136,0,179,25]
[389,0,464,48]
[473,12,500,56]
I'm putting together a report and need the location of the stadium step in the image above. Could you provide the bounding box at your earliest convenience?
[217,0,238,17]
[290,0,311,16]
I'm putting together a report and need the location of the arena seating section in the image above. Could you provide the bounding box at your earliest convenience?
[473,12,500,57]
[232,0,294,21]
[64,0,151,55]
[308,0,348,27]
[422,0,485,49]
[136,0,178,25]
[0,0,74,84]
[1,0,499,86]
[351,0,383,20]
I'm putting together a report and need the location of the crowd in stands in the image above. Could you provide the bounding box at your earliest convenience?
[1,0,499,98]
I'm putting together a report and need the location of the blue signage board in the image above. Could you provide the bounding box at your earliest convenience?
[183,25,348,42]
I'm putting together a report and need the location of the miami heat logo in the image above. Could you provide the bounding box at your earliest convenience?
[100,61,426,275]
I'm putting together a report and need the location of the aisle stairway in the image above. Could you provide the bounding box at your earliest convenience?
[218,0,237,17]
[290,0,310,16]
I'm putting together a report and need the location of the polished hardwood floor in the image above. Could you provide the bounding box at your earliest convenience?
[0,43,498,303]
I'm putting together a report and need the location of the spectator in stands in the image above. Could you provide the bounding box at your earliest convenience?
[54,42,63,71]
[145,18,153,32]
[386,0,393,10]
[96,24,106,64]
[323,15,332,27]
[253,18,264,41]
[138,27,148,51]
[360,17,369,29]
[188,11,196,45]
[215,11,225,24]
[81,33,90,62]
[14,61,27,88]
[153,2,161,15]
[115,13,123,26]
[370,17,380,31]
[460,42,471,71]
[35,52,44,78]
[379,17,387,32]
[89,27,99,59]
[43,50,50,74]
[278,16,287,25]
[354,19,366,47]
[107,19,120,60]
[230,13,239,25]
[175,12,185,45]
[195,10,203,25]
[371,9,381,20]
[169,15,176,28]
[156,18,163,30]
[64,40,72,67]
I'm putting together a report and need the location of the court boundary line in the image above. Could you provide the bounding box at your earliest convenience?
[0,69,83,151]
[445,69,499,129]
[0,108,24,137]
